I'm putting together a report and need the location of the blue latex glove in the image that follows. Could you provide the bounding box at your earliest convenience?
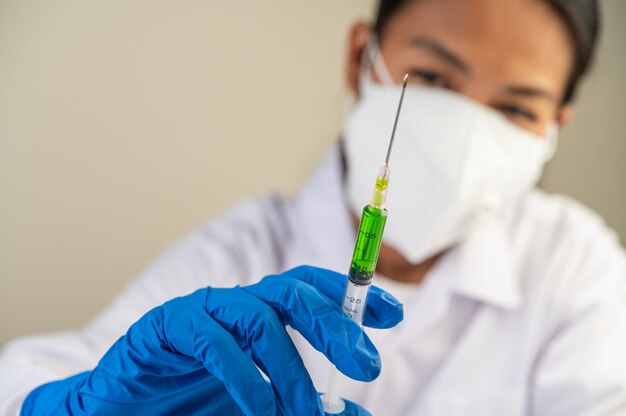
[21,266,403,415]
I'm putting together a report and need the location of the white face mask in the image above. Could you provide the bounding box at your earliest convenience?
[343,43,558,264]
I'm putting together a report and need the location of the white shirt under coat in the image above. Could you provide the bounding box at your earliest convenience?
[1,145,625,415]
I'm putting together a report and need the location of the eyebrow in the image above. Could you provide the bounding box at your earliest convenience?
[410,37,556,102]
[409,37,471,74]
[503,85,556,102]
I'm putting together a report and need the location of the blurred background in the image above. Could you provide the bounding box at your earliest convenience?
[0,0,624,345]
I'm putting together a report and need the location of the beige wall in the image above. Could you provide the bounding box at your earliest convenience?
[540,0,626,238]
[0,0,624,345]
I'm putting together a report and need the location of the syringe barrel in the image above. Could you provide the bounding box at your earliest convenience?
[347,204,388,286]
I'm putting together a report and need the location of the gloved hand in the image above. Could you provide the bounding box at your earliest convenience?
[21,266,403,415]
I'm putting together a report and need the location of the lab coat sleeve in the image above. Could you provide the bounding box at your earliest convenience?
[0,194,290,416]
[530,225,626,416]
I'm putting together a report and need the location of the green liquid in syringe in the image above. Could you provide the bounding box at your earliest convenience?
[348,204,388,285]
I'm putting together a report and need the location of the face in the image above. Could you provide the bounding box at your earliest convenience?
[346,0,575,134]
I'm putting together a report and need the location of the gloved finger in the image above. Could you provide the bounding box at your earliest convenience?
[162,293,277,416]
[282,265,404,329]
[243,274,381,382]
[307,394,372,416]
[203,287,324,416]
[334,398,373,416]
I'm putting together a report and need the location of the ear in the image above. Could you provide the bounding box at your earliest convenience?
[345,22,372,98]
[556,105,573,127]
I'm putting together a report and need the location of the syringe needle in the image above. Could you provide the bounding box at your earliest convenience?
[385,73,409,165]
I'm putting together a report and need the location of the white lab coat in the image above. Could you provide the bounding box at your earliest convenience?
[1,145,626,415]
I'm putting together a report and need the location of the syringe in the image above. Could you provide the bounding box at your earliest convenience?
[321,74,409,414]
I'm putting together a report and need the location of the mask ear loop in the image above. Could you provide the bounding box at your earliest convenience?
[357,41,373,94]
[358,36,395,94]
[369,36,395,85]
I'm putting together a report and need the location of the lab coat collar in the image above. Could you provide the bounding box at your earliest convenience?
[285,144,356,273]
[287,143,522,310]
[450,214,522,310]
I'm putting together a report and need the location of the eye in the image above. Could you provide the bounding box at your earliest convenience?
[497,104,538,122]
[410,69,448,88]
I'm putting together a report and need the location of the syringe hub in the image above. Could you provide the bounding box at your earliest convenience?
[370,165,390,208]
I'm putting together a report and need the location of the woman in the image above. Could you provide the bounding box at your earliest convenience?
[3,0,625,415]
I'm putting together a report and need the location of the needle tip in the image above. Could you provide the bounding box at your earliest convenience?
[403,73,409,86]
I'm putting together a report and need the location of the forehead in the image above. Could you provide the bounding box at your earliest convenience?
[381,0,573,95]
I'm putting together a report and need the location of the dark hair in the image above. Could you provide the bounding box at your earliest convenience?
[373,0,600,104]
